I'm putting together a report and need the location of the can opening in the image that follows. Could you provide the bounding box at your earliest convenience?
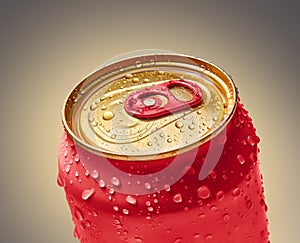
[169,85,194,102]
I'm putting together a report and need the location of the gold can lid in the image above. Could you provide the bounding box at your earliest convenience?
[62,51,237,160]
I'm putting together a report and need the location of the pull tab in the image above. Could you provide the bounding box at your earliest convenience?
[124,79,203,119]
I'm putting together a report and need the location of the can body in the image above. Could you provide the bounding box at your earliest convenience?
[58,52,269,242]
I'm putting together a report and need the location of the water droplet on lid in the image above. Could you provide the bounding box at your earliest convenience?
[126,73,133,79]
[197,186,211,199]
[126,195,137,205]
[216,191,225,201]
[143,78,150,83]
[173,193,182,203]
[101,105,107,110]
[232,187,241,197]
[103,111,114,120]
[188,124,195,130]
[90,103,98,111]
[132,78,140,83]
[135,61,142,68]
[113,205,119,211]
[81,188,95,200]
[75,171,79,177]
[175,121,183,129]
[123,208,129,215]
[167,138,173,143]
[90,170,99,179]
[237,154,245,165]
[198,213,206,219]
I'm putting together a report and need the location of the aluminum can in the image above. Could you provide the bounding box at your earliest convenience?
[58,51,269,242]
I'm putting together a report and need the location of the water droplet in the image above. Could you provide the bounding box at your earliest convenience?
[232,187,241,197]
[188,124,195,130]
[101,105,107,110]
[147,206,154,212]
[175,121,183,129]
[81,188,95,200]
[167,138,173,143]
[173,193,182,203]
[126,73,133,79]
[99,180,106,188]
[103,111,114,120]
[65,165,70,173]
[109,188,115,195]
[74,207,84,221]
[113,205,119,211]
[174,238,183,243]
[245,174,252,181]
[249,152,258,163]
[198,213,206,219]
[197,186,211,199]
[135,61,142,68]
[57,175,65,187]
[246,199,253,209]
[147,141,152,146]
[144,182,151,190]
[90,170,99,179]
[205,234,213,240]
[111,177,120,187]
[123,208,129,215]
[131,237,143,242]
[223,213,230,221]
[90,103,98,111]
[75,171,79,177]
[132,77,140,83]
[216,191,225,201]
[143,78,150,83]
[126,195,137,205]
[237,154,245,165]
[234,118,240,127]
[74,155,80,163]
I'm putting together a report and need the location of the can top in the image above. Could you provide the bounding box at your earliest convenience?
[62,52,237,160]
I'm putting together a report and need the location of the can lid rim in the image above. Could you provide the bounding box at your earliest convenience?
[61,52,237,160]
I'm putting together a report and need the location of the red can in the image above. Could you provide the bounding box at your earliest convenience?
[58,52,269,242]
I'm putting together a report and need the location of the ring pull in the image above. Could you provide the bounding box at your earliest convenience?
[124,79,203,119]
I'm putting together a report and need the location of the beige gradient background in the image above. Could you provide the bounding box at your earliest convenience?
[0,1,299,242]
